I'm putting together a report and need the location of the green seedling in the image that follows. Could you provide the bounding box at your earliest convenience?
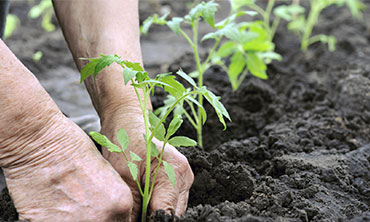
[80,54,229,221]
[143,0,277,145]
[28,0,55,32]
[282,0,365,51]
[233,0,365,51]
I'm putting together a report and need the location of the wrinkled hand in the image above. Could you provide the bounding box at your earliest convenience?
[100,105,194,221]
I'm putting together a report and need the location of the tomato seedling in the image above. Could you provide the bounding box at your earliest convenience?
[142,0,279,146]
[80,54,229,221]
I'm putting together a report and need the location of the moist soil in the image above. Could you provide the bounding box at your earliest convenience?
[1,1,370,222]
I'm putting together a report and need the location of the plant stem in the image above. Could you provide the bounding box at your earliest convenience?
[265,0,275,40]
[148,141,167,200]
[301,1,323,51]
[191,19,204,147]
[141,88,152,222]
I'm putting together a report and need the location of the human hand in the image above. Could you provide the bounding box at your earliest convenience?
[100,105,194,221]
[1,113,134,222]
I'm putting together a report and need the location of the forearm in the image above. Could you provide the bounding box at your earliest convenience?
[53,0,146,119]
[0,40,67,168]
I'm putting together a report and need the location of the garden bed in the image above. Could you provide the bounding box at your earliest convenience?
[1,1,370,222]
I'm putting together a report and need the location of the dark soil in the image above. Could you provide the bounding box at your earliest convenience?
[1,1,370,222]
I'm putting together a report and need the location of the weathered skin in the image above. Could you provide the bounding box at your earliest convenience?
[0,39,132,221]
[0,0,193,221]
[52,0,193,219]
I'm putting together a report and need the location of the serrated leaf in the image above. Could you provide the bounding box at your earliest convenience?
[167,115,183,139]
[168,136,197,147]
[247,52,267,79]
[89,131,121,153]
[177,69,197,88]
[117,128,129,151]
[151,142,159,157]
[202,1,218,28]
[80,58,99,83]
[121,61,144,72]
[158,75,186,99]
[202,88,231,129]
[130,151,142,161]
[149,111,166,141]
[94,55,122,77]
[128,162,138,181]
[123,68,138,85]
[167,17,183,34]
[163,161,176,187]
[188,1,218,26]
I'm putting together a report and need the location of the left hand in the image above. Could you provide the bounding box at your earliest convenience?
[100,105,194,221]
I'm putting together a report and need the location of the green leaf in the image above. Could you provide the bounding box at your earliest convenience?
[176,69,197,88]
[130,151,142,161]
[157,75,186,99]
[168,136,197,147]
[4,14,20,39]
[188,1,218,28]
[141,17,154,35]
[94,54,122,77]
[217,41,236,58]
[41,10,55,32]
[167,17,183,34]
[231,0,255,11]
[151,142,159,157]
[32,51,43,62]
[228,51,246,90]
[222,25,242,43]
[201,1,218,28]
[202,87,231,129]
[80,58,99,83]
[287,15,306,33]
[149,111,166,141]
[117,128,129,151]
[128,162,138,181]
[246,52,268,79]
[89,131,121,153]
[123,67,138,85]
[259,51,282,63]
[121,61,144,72]
[185,95,207,124]
[345,0,366,19]
[163,161,176,187]
[201,32,220,41]
[167,115,183,139]
[243,23,273,51]
[274,5,305,21]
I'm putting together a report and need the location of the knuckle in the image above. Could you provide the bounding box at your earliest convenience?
[104,184,133,219]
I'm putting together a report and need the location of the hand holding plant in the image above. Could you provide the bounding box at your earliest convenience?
[80,54,229,221]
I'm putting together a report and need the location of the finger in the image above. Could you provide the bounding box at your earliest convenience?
[130,187,142,222]
[175,190,190,216]
[149,168,179,214]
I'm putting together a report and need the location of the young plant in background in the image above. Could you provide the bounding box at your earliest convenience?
[80,54,229,221]
[142,0,275,145]
[232,0,365,51]
[280,0,365,51]
[28,0,55,32]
